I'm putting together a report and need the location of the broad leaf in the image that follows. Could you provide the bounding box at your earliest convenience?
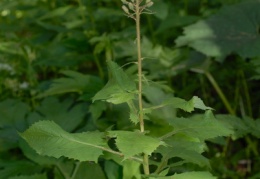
[37,70,103,98]
[0,160,42,179]
[149,171,216,179]
[93,80,135,104]
[9,173,47,179]
[176,0,260,60]
[151,96,212,113]
[157,134,209,167]
[21,121,107,162]
[166,110,233,140]
[216,115,250,139]
[27,97,86,132]
[108,131,163,158]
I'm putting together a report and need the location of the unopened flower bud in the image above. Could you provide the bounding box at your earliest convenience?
[122,5,130,14]
[146,1,153,7]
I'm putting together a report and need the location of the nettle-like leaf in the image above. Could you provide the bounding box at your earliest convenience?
[37,70,103,98]
[108,131,164,158]
[157,134,209,167]
[93,61,136,104]
[166,110,233,141]
[146,96,212,113]
[216,115,250,140]
[21,121,107,162]
[176,0,260,60]
[149,171,216,179]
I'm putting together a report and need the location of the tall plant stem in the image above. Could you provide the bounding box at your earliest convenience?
[205,72,235,115]
[135,0,150,175]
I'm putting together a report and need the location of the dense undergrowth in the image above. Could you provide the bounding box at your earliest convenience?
[0,0,260,178]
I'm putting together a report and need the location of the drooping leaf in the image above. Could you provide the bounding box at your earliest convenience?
[37,70,103,98]
[166,111,233,140]
[176,0,260,60]
[21,121,107,162]
[108,131,163,158]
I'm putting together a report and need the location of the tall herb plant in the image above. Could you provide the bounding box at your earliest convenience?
[21,0,233,178]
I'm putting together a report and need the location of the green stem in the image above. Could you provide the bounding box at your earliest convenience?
[239,70,252,117]
[205,72,235,115]
[135,0,149,175]
[71,162,81,179]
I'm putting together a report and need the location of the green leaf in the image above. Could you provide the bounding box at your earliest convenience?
[216,115,250,139]
[107,61,136,92]
[157,134,209,167]
[37,70,103,98]
[108,131,163,158]
[149,171,216,179]
[27,97,86,132]
[161,96,212,113]
[72,162,107,179]
[0,99,30,149]
[93,79,135,104]
[176,0,260,60]
[9,173,47,179]
[122,160,141,179]
[38,6,72,20]
[21,121,107,162]
[0,160,42,179]
[167,111,233,140]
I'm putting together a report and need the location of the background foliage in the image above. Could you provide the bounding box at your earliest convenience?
[0,0,260,178]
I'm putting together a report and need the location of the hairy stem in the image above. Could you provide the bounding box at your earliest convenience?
[135,0,150,175]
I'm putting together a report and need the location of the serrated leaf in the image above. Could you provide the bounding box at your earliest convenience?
[37,70,103,98]
[167,110,233,140]
[175,0,260,60]
[162,96,212,113]
[108,131,163,158]
[157,134,209,167]
[21,121,107,162]
[93,79,135,104]
[107,61,136,92]
[157,145,209,168]
[243,117,260,138]
[216,115,250,139]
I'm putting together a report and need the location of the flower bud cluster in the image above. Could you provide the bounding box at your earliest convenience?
[121,0,153,17]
